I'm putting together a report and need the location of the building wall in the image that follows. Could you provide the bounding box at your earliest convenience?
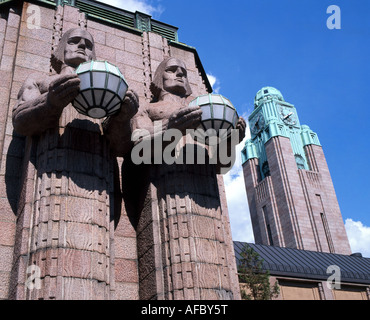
[240,277,370,300]
[303,144,351,255]
[276,278,369,301]
[243,134,351,255]
[0,2,222,300]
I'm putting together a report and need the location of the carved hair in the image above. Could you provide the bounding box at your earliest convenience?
[50,28,96,74]
[150,57,192,102]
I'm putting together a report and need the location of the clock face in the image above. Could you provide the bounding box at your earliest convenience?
[279,106,297,126]
[250,112,265,135]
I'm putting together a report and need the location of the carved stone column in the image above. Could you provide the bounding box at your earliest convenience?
[17,108,114,300]
[135,161,239,300]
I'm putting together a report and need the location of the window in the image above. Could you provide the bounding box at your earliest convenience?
[262,161,270,179]
[279,280,321,300]
[295,155,306,170]
[332,285,369,300]
[263,206,274,246]
[316,194,334,253]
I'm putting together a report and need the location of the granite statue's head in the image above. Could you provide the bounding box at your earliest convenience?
[51,28,96,74]
[150,57,192,102]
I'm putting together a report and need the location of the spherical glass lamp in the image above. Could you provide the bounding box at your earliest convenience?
[72,60,128,119]
[189,94,239,144]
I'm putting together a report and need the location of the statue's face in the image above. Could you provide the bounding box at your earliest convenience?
[162,58,188,96]
[64,29,94,68]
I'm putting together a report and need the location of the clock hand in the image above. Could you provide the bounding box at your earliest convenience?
[283,112,293,119]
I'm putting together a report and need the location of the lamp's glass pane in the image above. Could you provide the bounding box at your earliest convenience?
[93,89,105,107]
[225,106,236,123]
[82,89,94,107]
[223,97,233,108]
[198,95,210,106]
[200,105,211,121]
[107,103,121,115]
[77,62,91,74]
[92,72,107,89]
[93,61,106,71]
[102,91,115,107]
[232,113,239,127]
[203,120,213,131]
[106,95,121,110]
[221,121,231,130]
[88,107,106,119]
[107,63,120,76]
[211,95,223,104]
[107,74,120,93]
[73,100,87,115]
[79,73,91,91]
[200,122,207,133]
[117,80,128,98]
[212,104,224,120]
[213,119,224,132]
[75,93,88,109]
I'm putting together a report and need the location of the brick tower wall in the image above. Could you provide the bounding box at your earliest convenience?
[304,144,351,255]
[243,136,351,255]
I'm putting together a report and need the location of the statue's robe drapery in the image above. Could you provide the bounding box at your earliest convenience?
[12,87,115,300]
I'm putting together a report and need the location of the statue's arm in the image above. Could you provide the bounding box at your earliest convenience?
[13,77,55,136]
[130,104,157,145]
[12,74,80,136]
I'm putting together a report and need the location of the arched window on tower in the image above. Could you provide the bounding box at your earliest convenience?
[262,161,270,179]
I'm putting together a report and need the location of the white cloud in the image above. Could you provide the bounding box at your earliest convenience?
[207,73,221,94]
[223,130,254,243]
[207,74,216,87]
[97,0,163,17]
[345,219,370,258]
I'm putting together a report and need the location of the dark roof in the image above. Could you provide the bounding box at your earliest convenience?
[234,241,370,285]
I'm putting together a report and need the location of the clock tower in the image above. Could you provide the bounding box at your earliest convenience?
[242,87,351,255]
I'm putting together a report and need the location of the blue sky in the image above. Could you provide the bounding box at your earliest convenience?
[98,0,370,256]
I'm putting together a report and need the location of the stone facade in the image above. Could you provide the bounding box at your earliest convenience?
[270,277,369,300]
[0,2,240,300]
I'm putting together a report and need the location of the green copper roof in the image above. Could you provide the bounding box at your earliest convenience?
[301,125,321,147]
[254,86,285,109]
[243,87,321,170]
[1,0,179,42]
[241,139,258,162]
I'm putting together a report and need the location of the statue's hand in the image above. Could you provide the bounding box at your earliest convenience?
[236,117,246,143]
[167,106,202,134]
[120,89,139,118]
[47,73,80,109]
